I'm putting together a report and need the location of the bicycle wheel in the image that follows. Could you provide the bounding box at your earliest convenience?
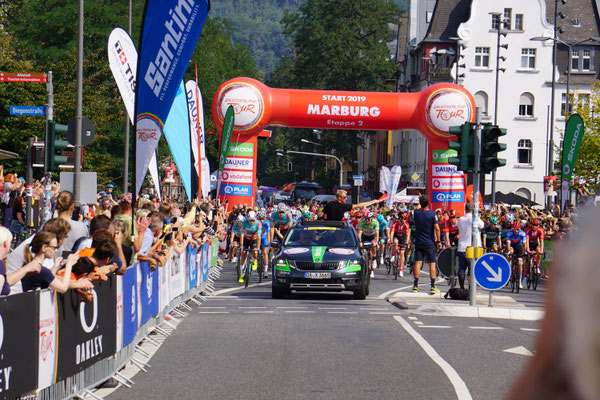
[394,256,399,280]
[510,267,516,293]
[258,252,263,283]
[515,268,521,294]
[244,256,251,289]
[532,261,539,291]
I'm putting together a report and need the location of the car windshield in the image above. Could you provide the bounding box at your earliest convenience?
[284,227,357,247]
[295,188,318,199]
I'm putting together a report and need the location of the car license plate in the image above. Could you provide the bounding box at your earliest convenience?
[304,272,331,279]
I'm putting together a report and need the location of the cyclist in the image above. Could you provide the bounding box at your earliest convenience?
[270,203,293,243]
[358,212,379,277]
[228,214,245,263]
[239,211,262,283]
[526,218,544,275]
[441,209,460,248]
[482,216,502,253]
[506,221,528,289]
[376,213,389,265]
[257,210,271,278]
[299,210,315,223]
[390,212,410,277]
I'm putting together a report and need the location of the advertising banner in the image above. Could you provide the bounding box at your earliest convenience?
[544,175,557,197]
[38,290,57,390]
[121,264,139,348]
[379,166,391,194]
[0,291,39,398]
[561,114,584,211]
[163,81,192,201]
[386,166,402,207]
[116,277,123,352]
[185,80,201,175]
[107,27,137,124]
[217,106,235,194]
[202,242,210,283]
[169,253,185,301]
[56,279,116,380]
[139,262,159,326]
[135,0,209,195]
[188,247,198,289]
[186,80,211,199]
[431,149,457,164]
[158,259,170,313]
[429,144,466,213]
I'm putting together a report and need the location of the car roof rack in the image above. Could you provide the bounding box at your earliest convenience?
[299,220,348,228]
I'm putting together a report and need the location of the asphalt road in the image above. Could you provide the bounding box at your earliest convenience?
[109,258,545,400]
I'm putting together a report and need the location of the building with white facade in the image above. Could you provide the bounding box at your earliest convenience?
[395,0,600,204]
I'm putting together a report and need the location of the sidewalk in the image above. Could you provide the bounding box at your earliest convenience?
[387,290,545,321]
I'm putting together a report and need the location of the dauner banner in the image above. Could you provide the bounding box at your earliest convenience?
[561,114,584,211]
[186,80,211,198]
[135,0,209,195]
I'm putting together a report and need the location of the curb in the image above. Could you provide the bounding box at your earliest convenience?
[411,304,544,321]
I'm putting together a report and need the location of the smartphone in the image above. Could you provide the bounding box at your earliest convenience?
[172,227,179,232]
[62,250,72,259]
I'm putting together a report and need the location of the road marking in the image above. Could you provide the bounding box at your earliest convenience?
[359,307,389,311]
[369,312,402,315]
[469,326,504,330]
[503,346,534,356]
[198,306,227,309]
[408,316,418,320]
[276,307,307,309]
[238,306,267,309]
[394,316,472,400]
[327,311,357,314]
[211,282,270,296]
[285,310,316,314]
[319,307,348,310]
[520,328,541,332]
[377,284,415,299]
[414,321,424,325]
[198,311,230,314]
[243,311,274,314]
[418,325,452,329]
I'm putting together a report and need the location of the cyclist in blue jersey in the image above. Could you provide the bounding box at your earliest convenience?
[506,221,528,289]
[377,213,390,264]
[270,203,293,242]
[228,214,245,263]
[258,211,271,278]
[239,211,262,283]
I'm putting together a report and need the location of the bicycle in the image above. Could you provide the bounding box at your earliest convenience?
[509,253,521,294]
[243,249,260,288]
[525,251,541,291]
[235,247,242,280]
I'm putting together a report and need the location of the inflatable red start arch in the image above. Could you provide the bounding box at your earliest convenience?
[211,77,476,213]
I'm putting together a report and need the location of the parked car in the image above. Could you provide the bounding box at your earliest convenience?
[292,181,322,202]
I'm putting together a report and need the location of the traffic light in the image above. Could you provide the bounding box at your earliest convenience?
[447,122,474,172]
[287,162,293,171]
[45,121,69,172]
[480,124,507,173]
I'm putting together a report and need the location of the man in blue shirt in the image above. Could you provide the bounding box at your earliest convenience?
[412,195,442,294]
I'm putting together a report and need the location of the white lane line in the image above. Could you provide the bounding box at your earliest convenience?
[319,307,348,310]
[238,306,267,309]
[470,326,503,330]
[377,284,414,299]
[359,307,390,311]
[285,310,316,314]
[211,282,271,296]
[414,321,424,325]
[520,328,541,332]
[394,316,472,399]
[327,311,357,314]
[198,306,227,309]
[369,312,402,315]
[276,307,308,309]
[418,325,452,329]
[408,316,418,320]
[198,311,230,314]
[244,311,274,314]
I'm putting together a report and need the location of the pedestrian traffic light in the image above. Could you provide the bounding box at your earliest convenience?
[45,121,69,172]
[287,162,293,171]
[480,124,507,173]
[447,122,474,172]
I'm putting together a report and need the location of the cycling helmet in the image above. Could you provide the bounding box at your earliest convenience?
[532,218,540,226]
[236,214,245,222]
[257,211,267,220]
[505,213,515,223]
[489,216,498,225]
[106,183,114,188]
[512,221,521,229]
[247,211,257,220]
[377,214,385,223]
[277,203,287,212]
[402,212,410,220]
[366,212,375,219]
[303,211,314,220]
[448,209,457,217]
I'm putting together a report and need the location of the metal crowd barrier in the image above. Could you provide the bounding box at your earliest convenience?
[0,240,221,400]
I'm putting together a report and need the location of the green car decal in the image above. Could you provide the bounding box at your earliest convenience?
[311,246,327,263]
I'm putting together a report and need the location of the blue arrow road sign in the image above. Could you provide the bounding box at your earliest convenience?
[10,106,45,116]
[474,253,511,291]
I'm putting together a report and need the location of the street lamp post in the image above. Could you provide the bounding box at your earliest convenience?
[278,149,343,188]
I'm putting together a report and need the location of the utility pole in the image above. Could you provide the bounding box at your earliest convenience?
[73,0,84,206]
[470,108,482,307]
[123,0,132,194]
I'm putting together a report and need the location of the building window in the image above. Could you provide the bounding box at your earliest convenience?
[571,47,594,72]
[475,47,490,67]
[491,14,500,30]
[504,8,512,29]
[515,14,523,30]
[521,48,536,69]
[519,93,534,117]
[561,93,569,116]
[517,139,532,165]
[474,91,489,116]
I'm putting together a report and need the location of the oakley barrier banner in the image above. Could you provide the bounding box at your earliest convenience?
[561,114,584,211]
[0,291,39,398]
[135,0,209,195]
[56,279,116,380]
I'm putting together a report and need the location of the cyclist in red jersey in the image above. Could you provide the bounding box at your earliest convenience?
[390,212,411,277]
[441,209,460,247]
[526,218,544,273]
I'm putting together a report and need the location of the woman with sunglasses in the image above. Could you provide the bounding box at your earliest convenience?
[20,231,92,293]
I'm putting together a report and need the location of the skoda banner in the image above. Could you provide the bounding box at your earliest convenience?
[56,279,116,380]
[561,114,585,211]
[0,292,39,398]
[134,0,209,195]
